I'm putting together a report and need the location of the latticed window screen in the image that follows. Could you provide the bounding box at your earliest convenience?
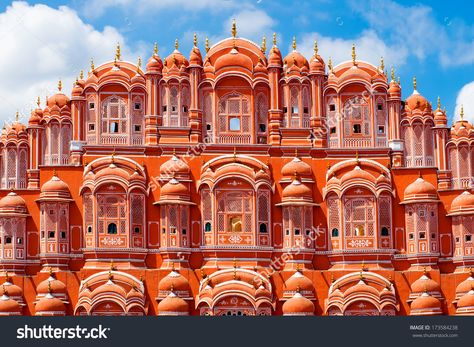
[255,93,268,133]
[406,206,415,233]
[449,147,458,177]
[413,124,423,157]
[344,96,370,138]
[60,125,71,158]
[102,96,128,135]
[51,124,59,157]
[7,149,16,179]
[302,87,310,127]
[202,93,212,134]
[257,190,270,232]
[344,197,375,237]
[216,190,253,232]
[84,193,93,226]
[403,126,412,163]
[131,96,144,133]
[18,149,27,188]
[424,123,434,159]
[459,146,469,178]
[379,196,391,234]
[290,86,299,128]
[328,195,341,234]
[131,194,144,231]
[97,194,127,235]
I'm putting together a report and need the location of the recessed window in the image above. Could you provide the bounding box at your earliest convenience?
[110,122,119,133]
[134,124,141,132]
[162,228,166,234]
[134,102,141,110]
[134,227,141,234]
[87,226,92,234]
[162,106,167,112]
[259,223,267,233]
[354,225,365,236]
[60,231,66,239]
[353,124,362,134]
[456,237,460,243]
[88,123,95,131]
[431,211,435,217]
[419,210,426,217]
[305,229,311,236]
[49,210,54,215]
[107,223,117,234]
[291,106,299,114]
[381,227,389,236]
[204,222,212,232]
[378,126,385,134]
[170,227,177,234]
[466,235,472,242]
[229,117,241,131]
[331,228,339,237]
[294,229,301,235]
[408,211,413,217]
[230,216,242,232]
[259,124,266,132]
[17,237,22,245]
[285,229,290,236]
[41,231,45,238]
[206,124,212,131]
[377,104,383,111]
[182,229,187,235]
[329,104,336,111]
[171,106,177,112]
[330,127,336,134]
[283,107,288,114]
[89,102,95,110]
[303,107,309,114]
[5,237,12,244]
[409,233,414,240]
[182,106,188,113]
[49,231,55,238]
[419,232,426,239]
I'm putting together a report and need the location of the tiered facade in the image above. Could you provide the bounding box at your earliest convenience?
[1,25,474,316]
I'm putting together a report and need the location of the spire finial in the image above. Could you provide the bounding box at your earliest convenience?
[58,79,62,92]
[231,19,237,38]
[37,96,41,107]
[437,96,441,109]
[90,58,95,71]
[205,37,210,52]
[295,147,298,158]
[313,40,318,56]
[355,150,360,165]
[193,33,197,47]
[469,267,473,277]
[380,56,384,71]
[79,70,84,79]
[115,42,121,61]
[390,67,395,82]
[292,36,296,51]
[48,281,52,294]
[351,43,356,65]
[4,271,10,283]
[111,148,116,163]
[413,76,417,90]
[52,169,57,177]
[460,104,464,120]
[15,110,19,122]
[174,38,179,50]
[261,36,266,53]
[137,56,142,71]
[153,42,158,55]
[272,32,277,47]
[328,57,333,72]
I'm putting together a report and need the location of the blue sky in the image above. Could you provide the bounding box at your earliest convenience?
[0,0,473,125]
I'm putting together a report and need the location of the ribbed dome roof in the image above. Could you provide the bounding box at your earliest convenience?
[411,292,441,311]
[451,191,474,214]
[281,157,312,177]
[158,270,191,295]
[0,294,20,315]
[35,294,66,315]
[284,270,314,294]
[158,292,189,315]
[410,274,441,294]
[282,292,314,315]
[403,177,437,203]
[457,290,474,308]
[282,179,312,200]
[0,192,27,214]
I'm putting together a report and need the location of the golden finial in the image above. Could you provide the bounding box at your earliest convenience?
[351,43,356,65]
[174,38,179,50]
[292,36,296,50]
[79,70,84,79]
[108,268,113,281]
[111,148,116,163]
[137,56,142,71]
[49,268,53,278]
[398,76,400,84]
[48,281,52,294]
[328,57,333,72]
[313,40,318,56]
[359,271,364,280]
[296,263,301,272]
[200,268,206,279]
[437,96,441,109]
[153,42,158,55]
[296,284,301,293]
[90,58,95,71]
[193,33,197,47]
[361,260,366,271]
[261,36,266,53]
[469,267,472,277]
[423,266,427,275]
[52,169,57,177]
[460,105,464,120]
[205,37,210,52]
[36,96,40,107]
[272,32,277,47]
[355,150,360,165]
[170,283,174,293]
[380,56,384,71]
[390,67,395,81]
[233,146,237,161]
[58,79,62,91]
[294,147,298,158]
[330,274,334,283]
[5,271,10,283]
[15,110,19,122]
[413,76,417,90]
[231,19,237,38]
[115,42,121,60]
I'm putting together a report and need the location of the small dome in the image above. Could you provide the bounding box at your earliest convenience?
[403,177,437,203]
[451,191,474,215]
[410,274,441,294]
[29,107,43,125]
[283,48,309,71]
[344,279,380,297]
[158,270,191,296]
[458,290,474,309]
[160,178,189,199]
[340,165,375,184]
[36,276,67,296]
[189,46,203,66]
[71,81,84,97]
[284,271,314,295]
[268,46,282,67]
[254,58,267,74]
[164,47,189,71]
[131,71,146,85]
[282,178,312,201]
[40,174,71,200]
[282,292,314,316]
[0,280,23,298]
[281,157,312,177]
[35,294,66,315]
[0,295,21,315]
[158,292,189,316]
[146,53,163,72]
[0,192,27,214]
[410,292,441,313]
[451,119,474,139]
[214,49,254,73]
[160,155,190,176]
[92,279,127,298]
[388,80,401,97]
[456,275,474,294]
[405,90,431,113]
[47,92,70,109]
[309,53,325,74]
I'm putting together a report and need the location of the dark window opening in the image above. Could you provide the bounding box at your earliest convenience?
[259,223,267,233]
[107,223,117,234]
[162,105,167,112]
[88,123,95,131]
[182,229,187,235]
[60,231,66,239]
[206,123,212,131]
[295,229,301,235]
[419,232,426,239]
[110,122,119,133]
[409,233,414,240]
[17,237,23,244]
[283,107,288,114]
[285,229,290,236]
[134,125,141,132]
[305,229,311,236]
[87,226,92,234]
[456,237,460,243]
[41,231,45,238]
[183,106,188,113]
[431,233,436,239]
[259,124,266,132]
[89,102,95,109]
[5,237,12,244]
[466,235,472,242]
[353,124,362,134]
[331,228,339,237]
[378,126,385,134]
[162,228,166,234]
[330,127,336,134]
[329,104,336,111]
[303,107,309,113]
[377,104,383,111]
[49,231,55,238]
[171,106,177,112]
[381,227,389,236]
[204,222,212,232]
[134,102,141,110]
[134,227,141,234]
[170,227,177,234]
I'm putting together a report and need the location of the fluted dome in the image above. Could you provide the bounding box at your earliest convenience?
[284,271,315,296]
[388,80,401,97]
[160,155,190,176]
[282,178,312,201]
[403,177,438,203]
[405,90,431,113]
[268,46,282,67]
[456,275,474,295]
[158,270,191,297]
[47,92,70,109]
[160,178,189,200]
[189,46,203,66]
[450,191,474,215]
[410,274,441,294]
[0,294,21,315]
[0,281,23,298]
[214,48,254,72]
[282,292,314,316]
[281,157,312,177]
[451,119,474,139]
[344,279,380,297]
[410,292,442,315]
[164,46,189,71]
[40,174,71,200]
[0,192,28,215]
[283,48,309,71]
[37,276,67,296]
[146,53,163,72]
[35,293,66,316]
[340,165,375,184]
[158,292,189,316]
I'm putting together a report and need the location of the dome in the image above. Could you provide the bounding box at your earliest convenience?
[344,279,380,297]
[340,165,375,184]
[0,294,21,315]
[410,274,441,294]
[282,292,314,316]
[189,46,203,66]
[388,80,401,97]
[282,178,312,201]
[405,89,431,113]
[131,71,146,85]
[47,92,70,109]
[254,58,267,74]
[35,294,66,315]
[214,48,254,73]
[146,44,163,72]
[158,292,189,316]
[458,290,474,309]
[410,292,442,313]
[0,192,27,215]
[160,178,189,199]
[29,105,43,125]
[92,279,127,298]
[40,174,71,200]
[456,275,474,294]
[451,119,474,139]
[268,45,282,67]
[36,276,67,296]
[164,42,189,71]
[403,177,438,203]
[71,80,84,97]
[284,271,314,295]
[450,191,474,215]
[281,157,312,177]
[100,64,131,82]
[158,270,191,296]
[0,280,23,298]
[283,41,309,72]
[160,155,190,176]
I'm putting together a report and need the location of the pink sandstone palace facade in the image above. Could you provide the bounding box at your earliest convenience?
[1,23,474,316]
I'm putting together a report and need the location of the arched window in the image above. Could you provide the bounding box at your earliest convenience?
[107,223,117,234]
[259,223,267,233]
[256,93,268,142]
[217,92,251,144]
[381,227,389,236]
[205,222,212,232]
[343,96,370,148]
[290,86,299,128]
[331,228,339,237]
[101,96,128,144]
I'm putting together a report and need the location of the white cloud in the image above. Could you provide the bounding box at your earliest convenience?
[82,0,238,18]
[225,9,276,43]
[298,30,407,70]
[455,82,474,124]
[0,1,143,124]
